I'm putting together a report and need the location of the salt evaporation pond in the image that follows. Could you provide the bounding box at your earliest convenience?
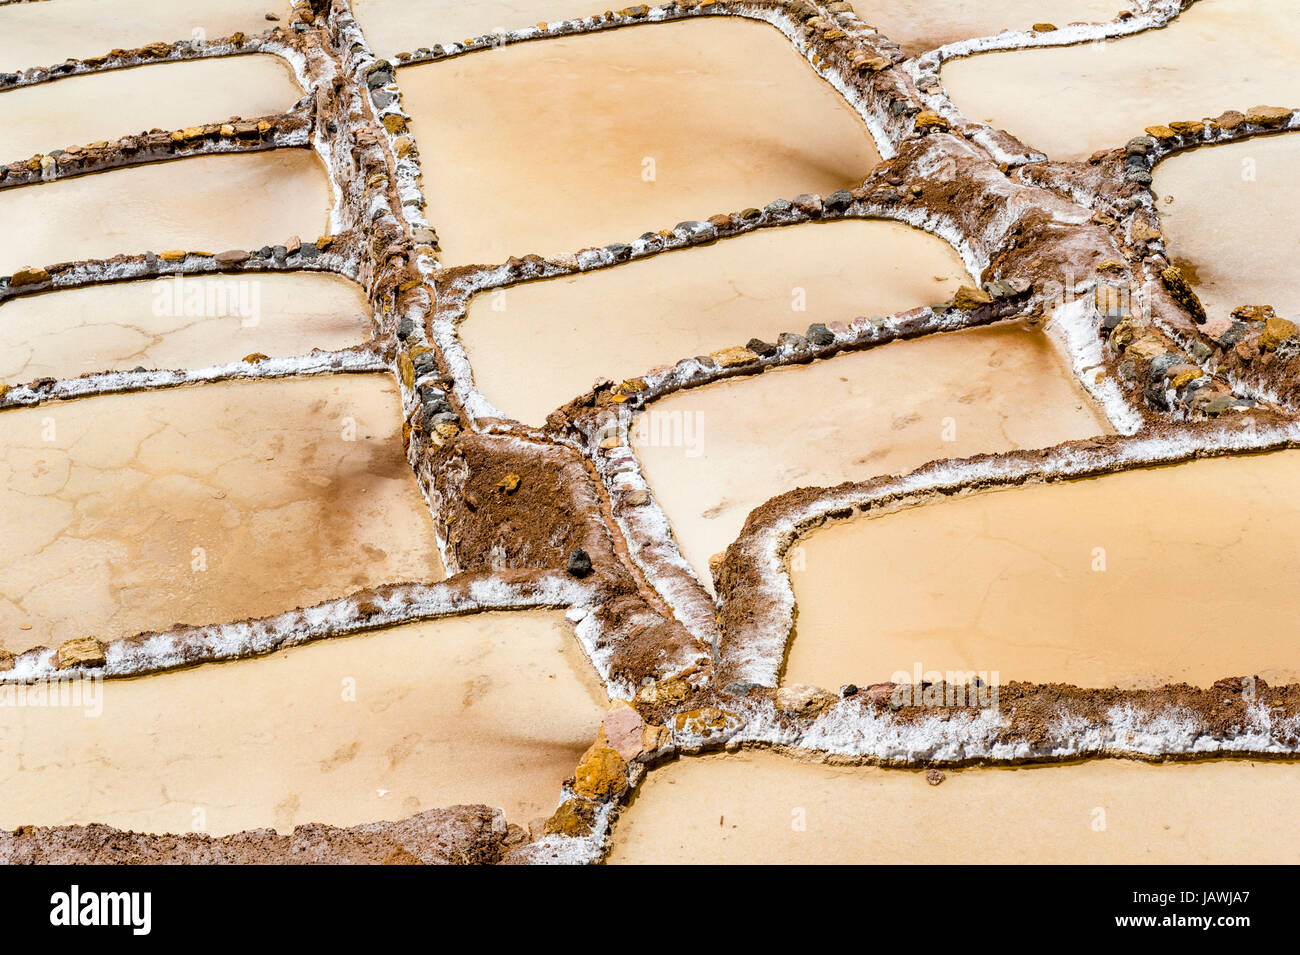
[400,17,880,264]
[463,220,968,424]
[0,273,370,383]
[0,55,303,161]
[0,611,606,834]
[0,375,443,656]
[786,452,1300,690]
[636,322,1109,587]
[608,751,1300,864]
[941,0,1300,160]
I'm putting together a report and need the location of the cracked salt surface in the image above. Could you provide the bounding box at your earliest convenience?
[0,375,443,655]
[0,273,370,382]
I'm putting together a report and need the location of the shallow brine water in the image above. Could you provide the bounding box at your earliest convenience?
[0,0,292,71]
[464,220,968,424]
[607,751,1300,864]
[0,375,443,656]
[0,150,332,276]
[868,0,1123,56]
[941,0,1300,160]
[636,322,1109,587]
[400,17,881,264]
[786,451,1300,690]
[0,55,303,161]
[1154,133,1300,322]
[0,611,606,834]
[0,273,370,384]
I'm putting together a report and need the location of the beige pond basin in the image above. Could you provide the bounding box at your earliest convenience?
[941,0,1300,160]
[0,150,331,277]
[1154,133,1300,322]
[465,220,968,424]
[636,322,1108,588]
[786,452,1300,691]
[0,0,291,71]
[401,17,880,265]
[0,375,443,656]
[870,0,1123,56]
[607,751,1300,864]
[0,273,369,383]
[0,611,607,835]
[0,55,302,161]
[353,0,593,58]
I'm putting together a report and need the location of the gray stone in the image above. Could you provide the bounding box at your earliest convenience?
[764,198,793,214]
[605,242,632,262]
[1148,353,1183,381]
[824,189,853,211]
[566,548,592,578]
[746,337,779,357]
[806,323,835,346]
[723,681,763,697]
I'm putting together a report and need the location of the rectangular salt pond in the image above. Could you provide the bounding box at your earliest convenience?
[607,751,1300,864]
[0,55,303,161]
[0,0,292,71]
[0,375,443,656]
[636,322,1110,587]
[0,611,607,834]
[464,220,968,425]
[400,17,880,264]
[0,273,370,384]
[1154,133,1300,322]
[940,0,1300,160]
[0,149,332,276]
[786,452,1300,690]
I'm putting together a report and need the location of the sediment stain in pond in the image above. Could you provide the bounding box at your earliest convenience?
[0,55,303,161]
[0,375,443,655]
[636,322,1108,588]
[0,611,607,834]
[401,17,880,264]
[869,0,1121,56]
[353,0,591,58]
[787,452,1300,690]
[607,751,1300,864]
[0,0,292,70]
[941,0,1300,160]
[464,220,967,425]
[0,150,332,276]
[0,273,370,383]
[1155,133,1300,322]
